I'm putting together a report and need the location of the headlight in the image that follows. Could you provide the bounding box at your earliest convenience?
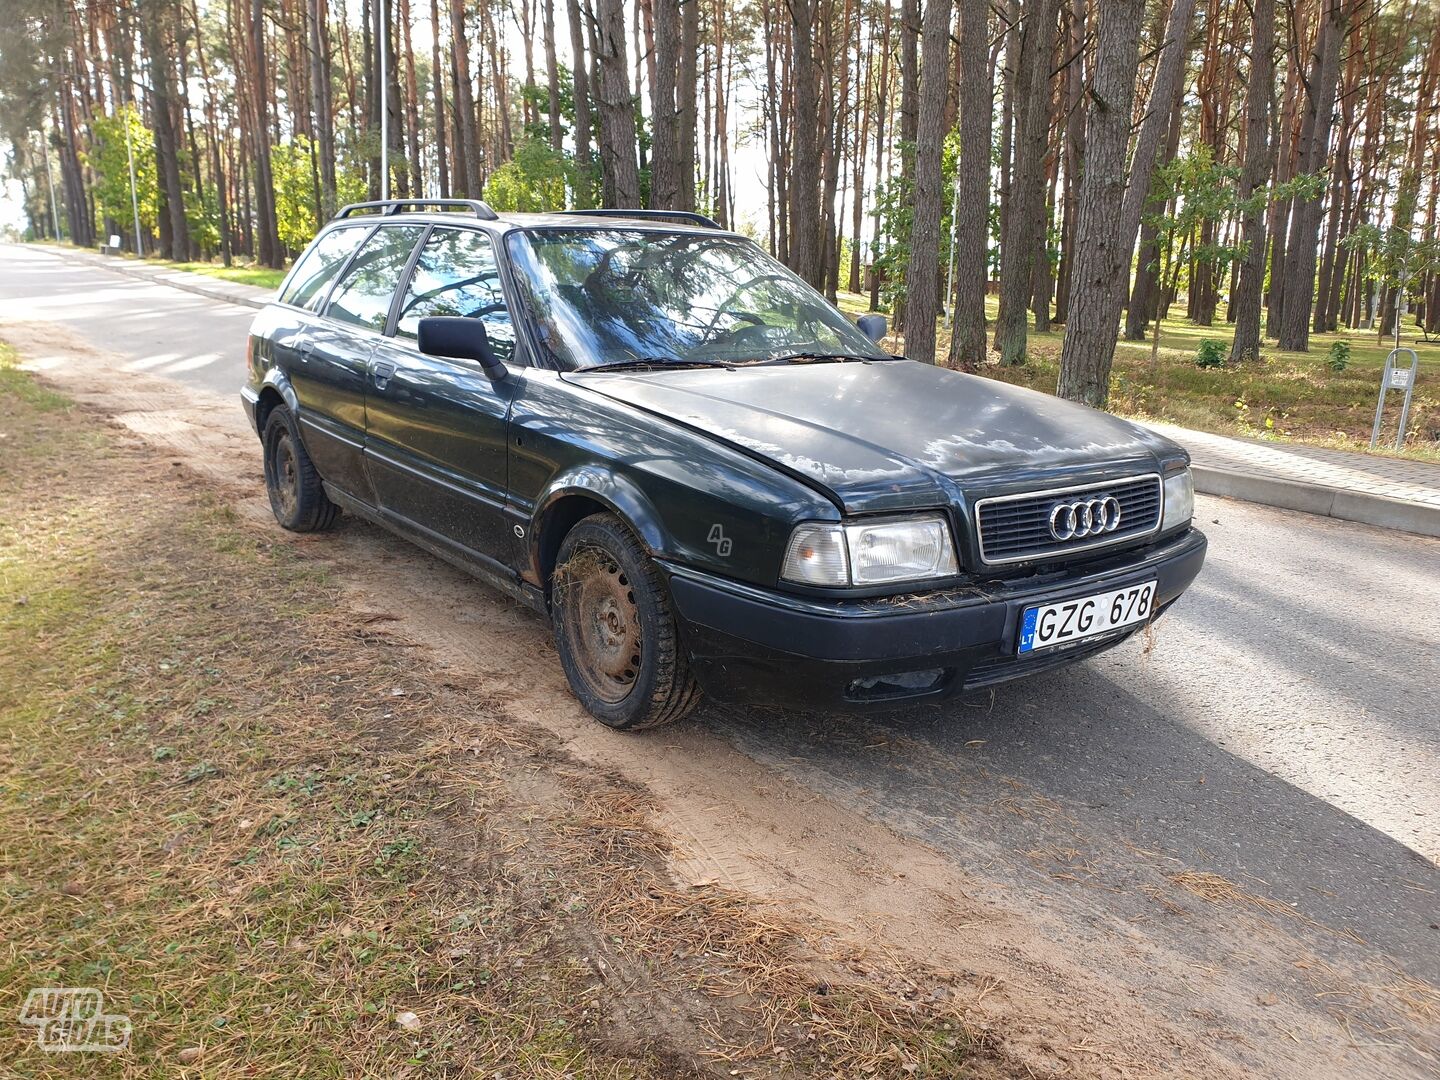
[781,515,958,587]
[1161,468,1194,531]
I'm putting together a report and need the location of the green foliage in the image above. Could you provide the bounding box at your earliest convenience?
[1326,339,1350,372]
[82,105,158,238]
[1194,338,1226,369]
[1148,147,1246,276]
[270,135,367,252]
[1341,192,1440,324]
[483,138,568,213]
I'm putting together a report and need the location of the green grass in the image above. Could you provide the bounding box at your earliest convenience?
[837,289,1440,461]
[160,260,286,291]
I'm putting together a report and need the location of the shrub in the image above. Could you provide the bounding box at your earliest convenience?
[1327,340,1351,372]
[1195,339,1226,369]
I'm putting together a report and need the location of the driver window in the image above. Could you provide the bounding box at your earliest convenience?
[394,228,517,363]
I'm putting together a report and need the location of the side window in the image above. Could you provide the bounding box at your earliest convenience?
[324,225,425,332]
[280,226,369,311]
[394,228,517,363]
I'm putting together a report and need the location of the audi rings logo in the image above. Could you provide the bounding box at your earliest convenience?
[1048,496,1122,541]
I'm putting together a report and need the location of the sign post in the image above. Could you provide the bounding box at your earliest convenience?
[1371,347,1418,450]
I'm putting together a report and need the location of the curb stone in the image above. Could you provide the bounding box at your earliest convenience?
[1190,464,1440,539]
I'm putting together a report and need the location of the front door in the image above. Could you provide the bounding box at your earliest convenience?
[363,226,521,569]
[308,224,426,501]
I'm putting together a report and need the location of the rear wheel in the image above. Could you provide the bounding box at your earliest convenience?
[262,406,339,532]
[551,513,701,730]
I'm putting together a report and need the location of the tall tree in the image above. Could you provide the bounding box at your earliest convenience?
[1056,0,1147,406]
[901,0,954,363]
[593,0,640,205]
[1278,0,1352,350]
[141,1,191,259]
[566,0,594,206]
[786,0,824,286]
[1116,0,1199,333]
[993,0,1057,366]
[948,0,991,369]
[650,0,682,208]
[1230,0,1276,363]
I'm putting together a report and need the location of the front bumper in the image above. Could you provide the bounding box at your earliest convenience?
[663,527,1207,711]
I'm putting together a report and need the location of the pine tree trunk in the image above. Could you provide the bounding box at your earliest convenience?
[450,0,479,196]
[566,0,594,206]
[593,0,640,206]
[901,0,954,364]
[993,0,1057,367]
[948,0,990,369]
[1056,0,1147,407]
[1124,96,1183,341]
[542,0,562,150]
[1052,0,1083,326]
[650,0,681,208]
[677,0,698,209]
[787,0,824,287]
[1115,0,1198,305]
[1277,0,1349,351]
[142,2,192,259]
[429,0,450,197]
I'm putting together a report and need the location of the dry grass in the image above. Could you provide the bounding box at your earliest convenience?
[0,343,1009,1078]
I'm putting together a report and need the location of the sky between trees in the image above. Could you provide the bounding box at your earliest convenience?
[1,0,1437,407]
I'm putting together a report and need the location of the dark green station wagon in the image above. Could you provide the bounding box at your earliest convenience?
[242,200,1206,730]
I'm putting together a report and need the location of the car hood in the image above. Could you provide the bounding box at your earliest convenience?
[564,360,1181,514]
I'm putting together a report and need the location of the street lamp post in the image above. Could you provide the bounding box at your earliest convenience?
[379,0,389,200]
[123,107,144,256]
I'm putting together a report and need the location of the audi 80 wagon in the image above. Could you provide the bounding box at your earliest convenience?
[242,200,1207,730]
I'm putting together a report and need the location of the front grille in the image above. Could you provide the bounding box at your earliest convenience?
[974,474,1162,565]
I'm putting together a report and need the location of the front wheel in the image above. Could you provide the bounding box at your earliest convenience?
[551,513,702,730]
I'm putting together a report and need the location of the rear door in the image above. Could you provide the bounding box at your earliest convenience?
[363,226,521,567]
[307,224,426,501]
[269,223,373,457]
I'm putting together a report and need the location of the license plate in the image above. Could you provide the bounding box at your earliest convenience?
[1018,580,1157,654]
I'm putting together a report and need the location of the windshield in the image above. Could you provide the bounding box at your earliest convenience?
[504,228,888,369]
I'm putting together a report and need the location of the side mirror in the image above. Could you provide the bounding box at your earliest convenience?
[856,313,887,344]
[417,316,508,381]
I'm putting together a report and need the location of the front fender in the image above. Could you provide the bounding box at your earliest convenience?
[529,466,671,579]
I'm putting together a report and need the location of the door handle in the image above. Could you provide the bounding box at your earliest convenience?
[297,340,315,362]
[372,360,397,390]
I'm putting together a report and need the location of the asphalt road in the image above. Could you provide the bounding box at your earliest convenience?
[0,244,256,397]
[4,243,1438,1061]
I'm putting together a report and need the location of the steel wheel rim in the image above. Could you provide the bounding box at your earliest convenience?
[562,547,642,705]
[270,433,299,518]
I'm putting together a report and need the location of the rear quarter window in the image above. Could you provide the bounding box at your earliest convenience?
[280,226,371,311]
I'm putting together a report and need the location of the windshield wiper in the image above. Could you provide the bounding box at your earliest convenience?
[747,352,883,366]
[590,356,736,372]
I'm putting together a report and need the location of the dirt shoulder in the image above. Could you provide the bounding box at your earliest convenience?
[4,322,1427,1078]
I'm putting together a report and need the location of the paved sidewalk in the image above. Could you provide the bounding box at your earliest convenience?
[29,243,1440,538]
[38,243,273,309]
[1147,422,1440,538]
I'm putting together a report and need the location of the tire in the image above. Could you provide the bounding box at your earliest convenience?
[262,406,340,532]
[551,513,702,730]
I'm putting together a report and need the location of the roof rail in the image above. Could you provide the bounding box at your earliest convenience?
[334,199,499,221]
[559,208,723,230]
